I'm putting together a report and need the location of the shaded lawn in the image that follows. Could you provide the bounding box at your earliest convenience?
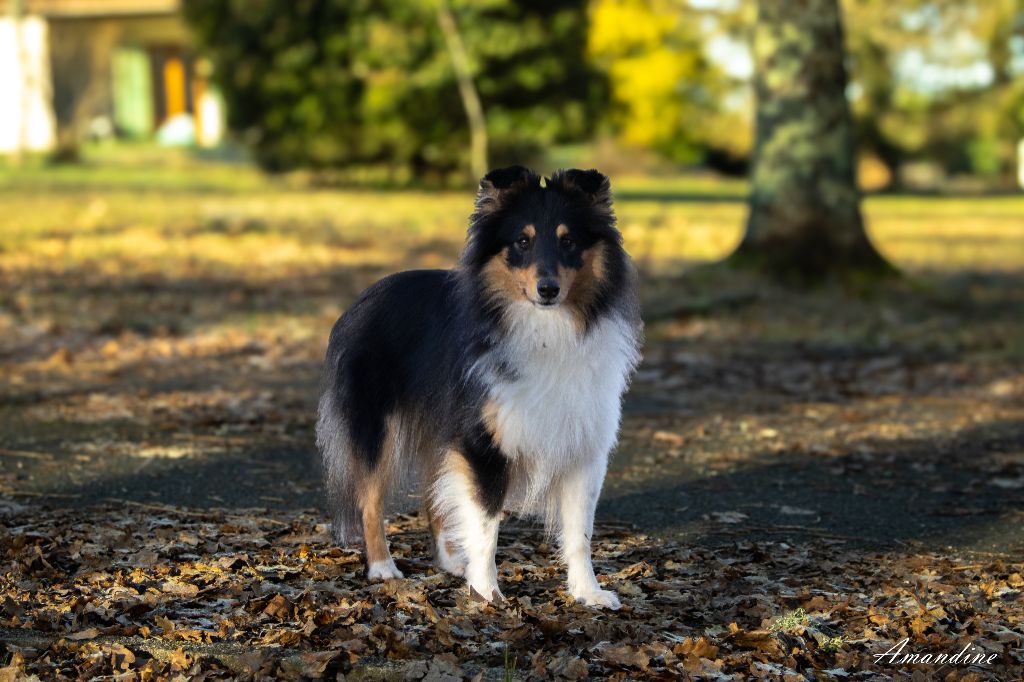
[1,158,1022,679]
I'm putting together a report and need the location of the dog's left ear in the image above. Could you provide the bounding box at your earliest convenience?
[474,166,542,219]
[547,168,612,212]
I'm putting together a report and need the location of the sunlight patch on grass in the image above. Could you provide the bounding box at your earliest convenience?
[1,168,1021,285]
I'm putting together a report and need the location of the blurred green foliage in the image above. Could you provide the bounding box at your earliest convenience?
[183,0,602,182]
[844,0,1024,185]
[182,0,1024,188]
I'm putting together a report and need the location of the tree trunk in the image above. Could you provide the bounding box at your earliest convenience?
[733,0,890,280]
[436,0,488,182]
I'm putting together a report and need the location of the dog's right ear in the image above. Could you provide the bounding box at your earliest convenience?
[474,166,541,218]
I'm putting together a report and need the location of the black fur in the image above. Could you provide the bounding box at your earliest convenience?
[461,421,510,516]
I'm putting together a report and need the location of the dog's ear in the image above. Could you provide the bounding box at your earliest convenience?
[548,168,612,212]
[474,166,541,218]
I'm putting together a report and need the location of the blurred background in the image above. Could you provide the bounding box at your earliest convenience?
[0,0,1022,553]
[3,0,1024,189]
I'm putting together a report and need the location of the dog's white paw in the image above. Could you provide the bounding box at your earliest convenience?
[366,558,404,581]
[573,588,621,610]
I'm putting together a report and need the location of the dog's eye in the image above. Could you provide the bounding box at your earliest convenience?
[515,236,531,249]
[559,236,575,250]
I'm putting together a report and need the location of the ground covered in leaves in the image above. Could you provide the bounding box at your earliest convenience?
[1,154,1023,679]
[2,504,1021,680]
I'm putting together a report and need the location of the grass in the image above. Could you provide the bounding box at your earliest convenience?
[2,147,1021,362]
[768,608,809,633]
[2,147,1021,283]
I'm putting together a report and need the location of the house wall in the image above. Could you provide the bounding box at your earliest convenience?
[0,16,57,154]
[2,8,222,153]
[48,14,192,137]
[47,14,191,143]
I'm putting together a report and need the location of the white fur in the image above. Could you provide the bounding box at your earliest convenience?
[367,558,403,581]
[433,528,466,576]
[482,303,639,520]
[557,449,620,609]
[455,302,639,606]
[430,452,504,600]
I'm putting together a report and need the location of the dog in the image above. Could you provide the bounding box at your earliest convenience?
[316,166,641,608]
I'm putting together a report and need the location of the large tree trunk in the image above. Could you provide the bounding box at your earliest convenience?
[733,0,890,279]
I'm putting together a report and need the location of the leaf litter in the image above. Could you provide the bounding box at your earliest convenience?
[1,505,1020,680]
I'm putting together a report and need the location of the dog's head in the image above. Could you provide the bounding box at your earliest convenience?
[461,166,625,317]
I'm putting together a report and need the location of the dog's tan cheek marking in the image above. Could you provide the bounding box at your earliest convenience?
[589,242,607,282]
[481,248,528,303]
[564,242,607,328]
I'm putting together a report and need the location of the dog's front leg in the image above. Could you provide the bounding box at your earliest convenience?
[460,509,502,601]
[432,446,506,601]
[556,452,620,609]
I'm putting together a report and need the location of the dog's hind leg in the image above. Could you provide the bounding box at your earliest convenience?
[361,469,403,581]
[318,391,402,580]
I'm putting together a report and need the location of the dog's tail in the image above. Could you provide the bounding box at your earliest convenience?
[315,389,364,546]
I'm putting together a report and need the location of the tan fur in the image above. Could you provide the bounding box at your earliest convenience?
[360,478,390,565]
[481,399,500,436]
[563,242,607,328]
[356,414,407,566]
[482,240,608,331]
[556,224,569,239]
[522,224,536,239]
[481,248,537,305]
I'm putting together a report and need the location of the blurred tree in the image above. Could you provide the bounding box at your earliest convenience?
[844,0,1024,186]
[734,0,890,279]
[436,0,488,180]
[587,0,751,166]
[183,0,601,182]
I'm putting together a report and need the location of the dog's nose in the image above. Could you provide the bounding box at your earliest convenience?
[537,278,560,301]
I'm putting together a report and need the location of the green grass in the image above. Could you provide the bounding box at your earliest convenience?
[768,608,809,633]
[1,147,1022,282]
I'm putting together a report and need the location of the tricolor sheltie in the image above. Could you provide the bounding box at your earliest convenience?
[316,166,641,608]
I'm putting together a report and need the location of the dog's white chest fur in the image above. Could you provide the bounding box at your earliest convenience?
[483,303,640,474]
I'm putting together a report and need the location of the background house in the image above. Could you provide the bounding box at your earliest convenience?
[1,0,223,156]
